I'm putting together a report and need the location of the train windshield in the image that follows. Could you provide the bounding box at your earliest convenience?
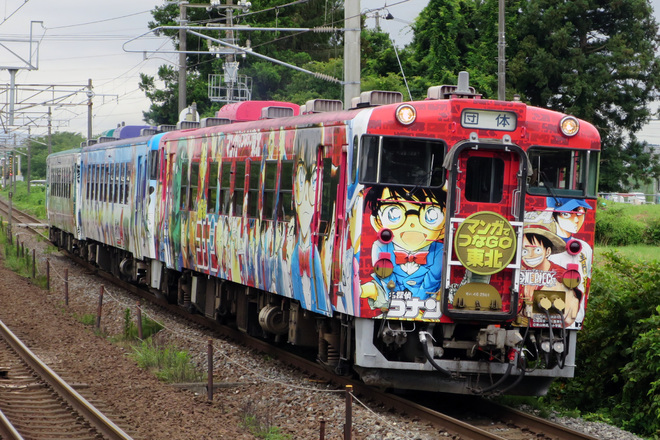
[359,135,446,187]
[527,147,599,197]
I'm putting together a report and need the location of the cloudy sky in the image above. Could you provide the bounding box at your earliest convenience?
[0,0,658,140]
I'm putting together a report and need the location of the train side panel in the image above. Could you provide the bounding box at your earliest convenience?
[155,118,362,318]
[46,149,81,248]
[79,137,154,260]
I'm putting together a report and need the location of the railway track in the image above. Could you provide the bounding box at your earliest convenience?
[0,319,134,440]
[62,244,602,440]
[0,195,48,240]
[0,198,603,440]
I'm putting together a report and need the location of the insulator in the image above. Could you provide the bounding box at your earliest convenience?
[313,72,341,83]
[312,26,334,33]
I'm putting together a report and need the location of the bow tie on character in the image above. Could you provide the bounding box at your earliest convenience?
[299,248,311,277]
[394,251,428,265]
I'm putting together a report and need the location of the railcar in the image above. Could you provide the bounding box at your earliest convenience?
[46,149,81,248]
[47,73,600,395]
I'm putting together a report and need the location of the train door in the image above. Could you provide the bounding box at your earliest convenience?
[442,140,528,321]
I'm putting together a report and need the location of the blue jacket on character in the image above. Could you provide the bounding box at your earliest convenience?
[291,242,330,315]
[371,241,444,300]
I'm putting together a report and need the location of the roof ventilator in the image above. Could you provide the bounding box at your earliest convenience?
[157,124,177,133]
[141,128,159,136]
[260,106,295,119]
[97,136,116,144]
[427,71,481,100]
[201,117,232,128]
[351,90,403,109]
[301,99,343,114]
[177,120,201,130]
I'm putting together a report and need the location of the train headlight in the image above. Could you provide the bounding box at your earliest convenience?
[560,116,580,136]
[396,104,416,125]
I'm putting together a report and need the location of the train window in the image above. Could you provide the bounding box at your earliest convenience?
[189,162,199,211]
[234,162,245,216]
[180,162,189,210]
[278,160,294,222]
[85,166,90,199]
[219,162,232,215]
[89,165,94,200]
[465,157,504,203]
[125,165,131,204]
[207,162,219,213]
[263,161,278,219]
[100,165,106,203]
[110,164,116,203]
[350,135,359,185]
[528,148,598,197]
[247,160,261,218]
[149,150,159,180]
[359,135,445,187]
[94,165,99,201]
[105,164,111,203]
[321,157,336,224]
[117,164,123,205]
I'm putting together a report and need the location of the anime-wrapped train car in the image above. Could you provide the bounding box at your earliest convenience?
[47,73,600,395]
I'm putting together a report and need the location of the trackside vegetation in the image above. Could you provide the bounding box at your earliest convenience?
[547,252,660,438]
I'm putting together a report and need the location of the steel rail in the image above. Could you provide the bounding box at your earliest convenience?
[0,319,134,440]
[0,408,24,440]
[476,399,600,440]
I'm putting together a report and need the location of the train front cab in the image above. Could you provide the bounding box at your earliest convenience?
[352,98,599,395]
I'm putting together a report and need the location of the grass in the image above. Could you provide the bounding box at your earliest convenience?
[595,244,660,265]
[241,401,291,440]
[0,224,48,288]
[74,312,97,326]
[119,308,164,342]
[0,181,47,220]
[129,338,205,383]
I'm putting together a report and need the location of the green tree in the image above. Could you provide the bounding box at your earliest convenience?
[406,0,503,98]
[140,0,343,124]
[506,0,660,191]
[19,132,86,180]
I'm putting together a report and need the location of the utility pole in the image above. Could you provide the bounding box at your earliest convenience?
[47,106,52,155]
[87,78,93,141]
[497,0,506,100]
[344,1,361,109]
[226,0,235,104]
[27,128,31,194]
[179,1,188,114]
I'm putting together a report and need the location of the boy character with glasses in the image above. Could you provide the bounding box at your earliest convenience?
[290,146,330,314]
[360,186,446,314]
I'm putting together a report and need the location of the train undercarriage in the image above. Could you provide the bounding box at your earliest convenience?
[50,227,574,396]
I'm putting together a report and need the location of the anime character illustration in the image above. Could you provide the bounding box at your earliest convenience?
[360,186,446,316]
[519,224,581,326]
[289,139,331,315]
[545,197,593,294]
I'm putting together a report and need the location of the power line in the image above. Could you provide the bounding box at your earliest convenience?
[44,10,152,31]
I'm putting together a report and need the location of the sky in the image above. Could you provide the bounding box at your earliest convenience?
[0,0,175,138]
[0,0,659,141]
[0,0,427,139]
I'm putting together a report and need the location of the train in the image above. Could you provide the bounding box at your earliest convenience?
[46,72,600,395]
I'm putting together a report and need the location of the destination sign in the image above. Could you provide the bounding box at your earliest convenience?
[461,109,517,131]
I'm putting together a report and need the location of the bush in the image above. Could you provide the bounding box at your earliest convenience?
[595,207,646,246]
[646,216,660,246]
[549,252,660,437]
